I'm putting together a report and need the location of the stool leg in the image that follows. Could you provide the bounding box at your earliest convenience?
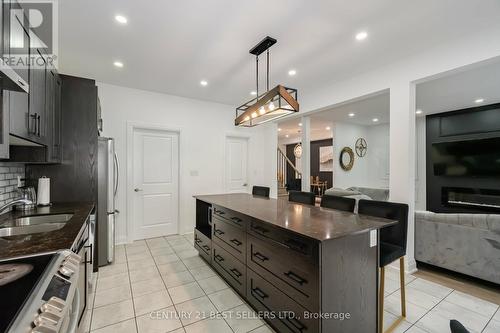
[399,257,406,317]
[379,266,385,333]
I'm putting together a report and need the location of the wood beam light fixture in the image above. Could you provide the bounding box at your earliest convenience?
[235,36,299,127]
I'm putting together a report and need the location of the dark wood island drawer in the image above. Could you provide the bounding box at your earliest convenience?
[194,229,211,263]
[212,243,246,296]
[247,234,319,312]
[212,216,246,261]
[247,268,319,333]
[212,205,249,228]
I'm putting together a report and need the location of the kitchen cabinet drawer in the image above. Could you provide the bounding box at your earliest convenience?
[247,234,319,312]
[212,205,248,229]
[249,219,318,257]
[247,268,319,333]
[194,228,211,263]
[212,243,246,296]
[212,216,246,262]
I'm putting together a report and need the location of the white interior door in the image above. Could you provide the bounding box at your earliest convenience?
[225,136,248,192]
[133,128,179,239]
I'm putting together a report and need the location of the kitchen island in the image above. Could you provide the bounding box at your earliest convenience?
[194,193,396,333]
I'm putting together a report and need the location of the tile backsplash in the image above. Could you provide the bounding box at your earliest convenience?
[0,162,25,208]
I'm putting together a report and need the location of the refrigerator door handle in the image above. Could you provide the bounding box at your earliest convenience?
[113,152,119,197]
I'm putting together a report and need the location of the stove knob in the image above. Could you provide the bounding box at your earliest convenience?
[67,253,81,262]
[31,324,57,333]
[62,260,78,271]
[58,265,75,277]
[41,297,66,313]
[64,256,80,266]
[34,311,61,326]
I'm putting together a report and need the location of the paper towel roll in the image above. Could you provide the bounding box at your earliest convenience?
[37,176,50,206]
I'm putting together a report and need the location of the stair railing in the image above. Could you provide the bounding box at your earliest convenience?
[277,147,302,188]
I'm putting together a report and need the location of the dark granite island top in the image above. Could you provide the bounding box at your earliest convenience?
[0,202,94,260]
[194,193,396,241]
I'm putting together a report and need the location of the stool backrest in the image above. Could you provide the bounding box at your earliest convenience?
[358,199,409,250]
[288,190,316,206]
[320,195,356,213]
[252,186,270,197]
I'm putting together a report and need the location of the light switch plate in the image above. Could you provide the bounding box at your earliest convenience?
[370,230,377,247]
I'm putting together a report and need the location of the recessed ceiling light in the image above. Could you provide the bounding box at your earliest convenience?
[288,69,297,76]
[298,122,302,127]
[348,113,355,117]
[285,134,289,138]
[372,118,379,122]
[278,128,282,132]
[475,98,484,104]
[115,15,128,24]
[355,31,368,41]
[326,126,331,130]
[200,80,208,86]
[113,61,124,68]
[250,91,257,96]
[416,109,423,115]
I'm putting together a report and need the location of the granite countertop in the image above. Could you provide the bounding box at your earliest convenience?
[195,193,397,241]
[0,202,94,260]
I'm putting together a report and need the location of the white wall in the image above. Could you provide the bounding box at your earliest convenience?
[332,122,389,189]
[97,83,270,243]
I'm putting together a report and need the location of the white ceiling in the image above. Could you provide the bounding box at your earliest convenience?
[58,0,500,106]
[278,92,389,143]
[416,58,500,115]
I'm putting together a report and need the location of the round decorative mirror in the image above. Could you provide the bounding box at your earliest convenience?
[339,147,355,171]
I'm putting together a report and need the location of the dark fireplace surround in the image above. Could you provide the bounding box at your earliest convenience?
[426,103,500,213]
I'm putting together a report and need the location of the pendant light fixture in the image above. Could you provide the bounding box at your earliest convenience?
[235,36,299,127]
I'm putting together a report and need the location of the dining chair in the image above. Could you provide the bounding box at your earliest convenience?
[252,186,270,198]
[320,195,356,212]
[358,199,409,333]
[288,190,316,205]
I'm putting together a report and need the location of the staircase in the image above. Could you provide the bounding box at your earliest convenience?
[277,147,301,197]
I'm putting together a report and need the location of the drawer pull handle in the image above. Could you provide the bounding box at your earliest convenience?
[214,229,225,236]
[215,210,226,215]
[202,245,210,251]
[284,239,307,252]
[230,239,242,246]
[214,254,224,262]
[253,225,269,234]
[230,216,242,223]
[195,238,202,244]
[284,271,308,285]
[230,268,242,277]
[253,252,269,262]
[286,316,307,331]
[252,287,268,299]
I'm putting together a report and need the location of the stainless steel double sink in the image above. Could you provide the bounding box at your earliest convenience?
[0,214,74,237]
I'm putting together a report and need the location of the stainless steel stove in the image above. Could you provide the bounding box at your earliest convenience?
[0,250,81,333]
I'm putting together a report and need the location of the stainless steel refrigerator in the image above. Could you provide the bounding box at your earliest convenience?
[97,137,118,266]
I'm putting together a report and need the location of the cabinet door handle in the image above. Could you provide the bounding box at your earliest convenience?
[230,216,242,223]
[253,225,269,234]
[214,228,225,236]
[253,252,269,262]
[37,115,41,136]
[230,239,242,246]
[84,244,93,265]
[252,287,268,299]
[214,254,224,262]
[286,316,307,331]
[18,79,24,86]
[230,268,242,277]
[30,113,37,134]
[284,271,308,285]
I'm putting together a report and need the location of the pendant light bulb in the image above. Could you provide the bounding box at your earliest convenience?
[251,112,258,119]
[268,102,276,111]
[244,116,250,122]
[259,106,266,115]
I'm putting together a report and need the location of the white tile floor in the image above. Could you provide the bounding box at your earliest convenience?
[80,234,500,333]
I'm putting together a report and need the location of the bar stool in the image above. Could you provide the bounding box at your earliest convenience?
[320,195,356,212]
[252,186,270,197]
[288,190,316,205]
[358,199,409,333]
[450,320,471,333]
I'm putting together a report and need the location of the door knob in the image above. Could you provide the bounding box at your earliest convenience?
[134,188,143,192]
